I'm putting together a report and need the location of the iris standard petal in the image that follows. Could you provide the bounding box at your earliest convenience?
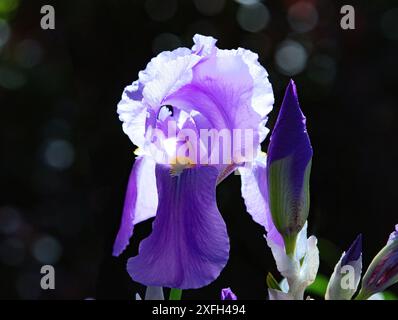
[117,82,147,148]
[127,165,230,289]
[112,156,158,256]
[192,34,217,56]
[118,35,273,170]
[165,50,258,132]
[164,48,273,164]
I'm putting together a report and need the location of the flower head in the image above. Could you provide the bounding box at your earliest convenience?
[113,34,274,289]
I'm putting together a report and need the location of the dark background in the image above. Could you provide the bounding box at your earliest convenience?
[0,0,397,299]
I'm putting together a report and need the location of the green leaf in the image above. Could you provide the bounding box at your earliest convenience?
[381,291,398,300]
[306,274,329,297]
[266,272,282,291]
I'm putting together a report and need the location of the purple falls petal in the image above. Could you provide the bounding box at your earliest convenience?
[221,288,237,300]
[341,234,362,266]
[267,80,313,238]
[127,165,230,289]
[112,156,158,256]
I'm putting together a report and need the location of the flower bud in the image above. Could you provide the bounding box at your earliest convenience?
[267,80,313,253]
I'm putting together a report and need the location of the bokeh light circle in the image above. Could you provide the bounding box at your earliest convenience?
[237,3,270,33]
[287,2,318,33]
[275,40,308,76]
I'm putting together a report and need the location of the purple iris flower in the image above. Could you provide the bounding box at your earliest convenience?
[357,225,398,299]
[113,35,274,289]
[221,288,237,300]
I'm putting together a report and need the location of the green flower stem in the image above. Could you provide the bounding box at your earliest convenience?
[169,288,182,300]
[354,289,372,300]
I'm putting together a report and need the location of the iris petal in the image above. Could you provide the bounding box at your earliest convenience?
[165,50,259,133]
[112,157,158,256]
[239,156,283,247]
[221,288,237,300]
[127,165,230,289]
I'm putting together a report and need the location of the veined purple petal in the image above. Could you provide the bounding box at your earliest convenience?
[221,288,237,300]
[127,165,230,289]
[359,226,398,298]
[267,80,313,239]
[112,156,158,256]
[341,234,362,266]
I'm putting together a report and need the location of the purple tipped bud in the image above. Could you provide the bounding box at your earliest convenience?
[221,287,237,300]
[325,235,362,300]
[357,225,398,299]
[267,80,313,245]
[341,234,362,266]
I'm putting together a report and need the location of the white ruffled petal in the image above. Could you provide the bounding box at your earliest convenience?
[117,82,147,148]
[217,48,274,141]
[138,48,192,84]
[192,34,217,56]
[118,48,194,147]
[142,54,201,107]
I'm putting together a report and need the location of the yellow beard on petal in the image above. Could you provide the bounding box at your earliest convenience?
[169,156,196,177]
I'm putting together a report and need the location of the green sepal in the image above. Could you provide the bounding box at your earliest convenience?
[266,272,282,291]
